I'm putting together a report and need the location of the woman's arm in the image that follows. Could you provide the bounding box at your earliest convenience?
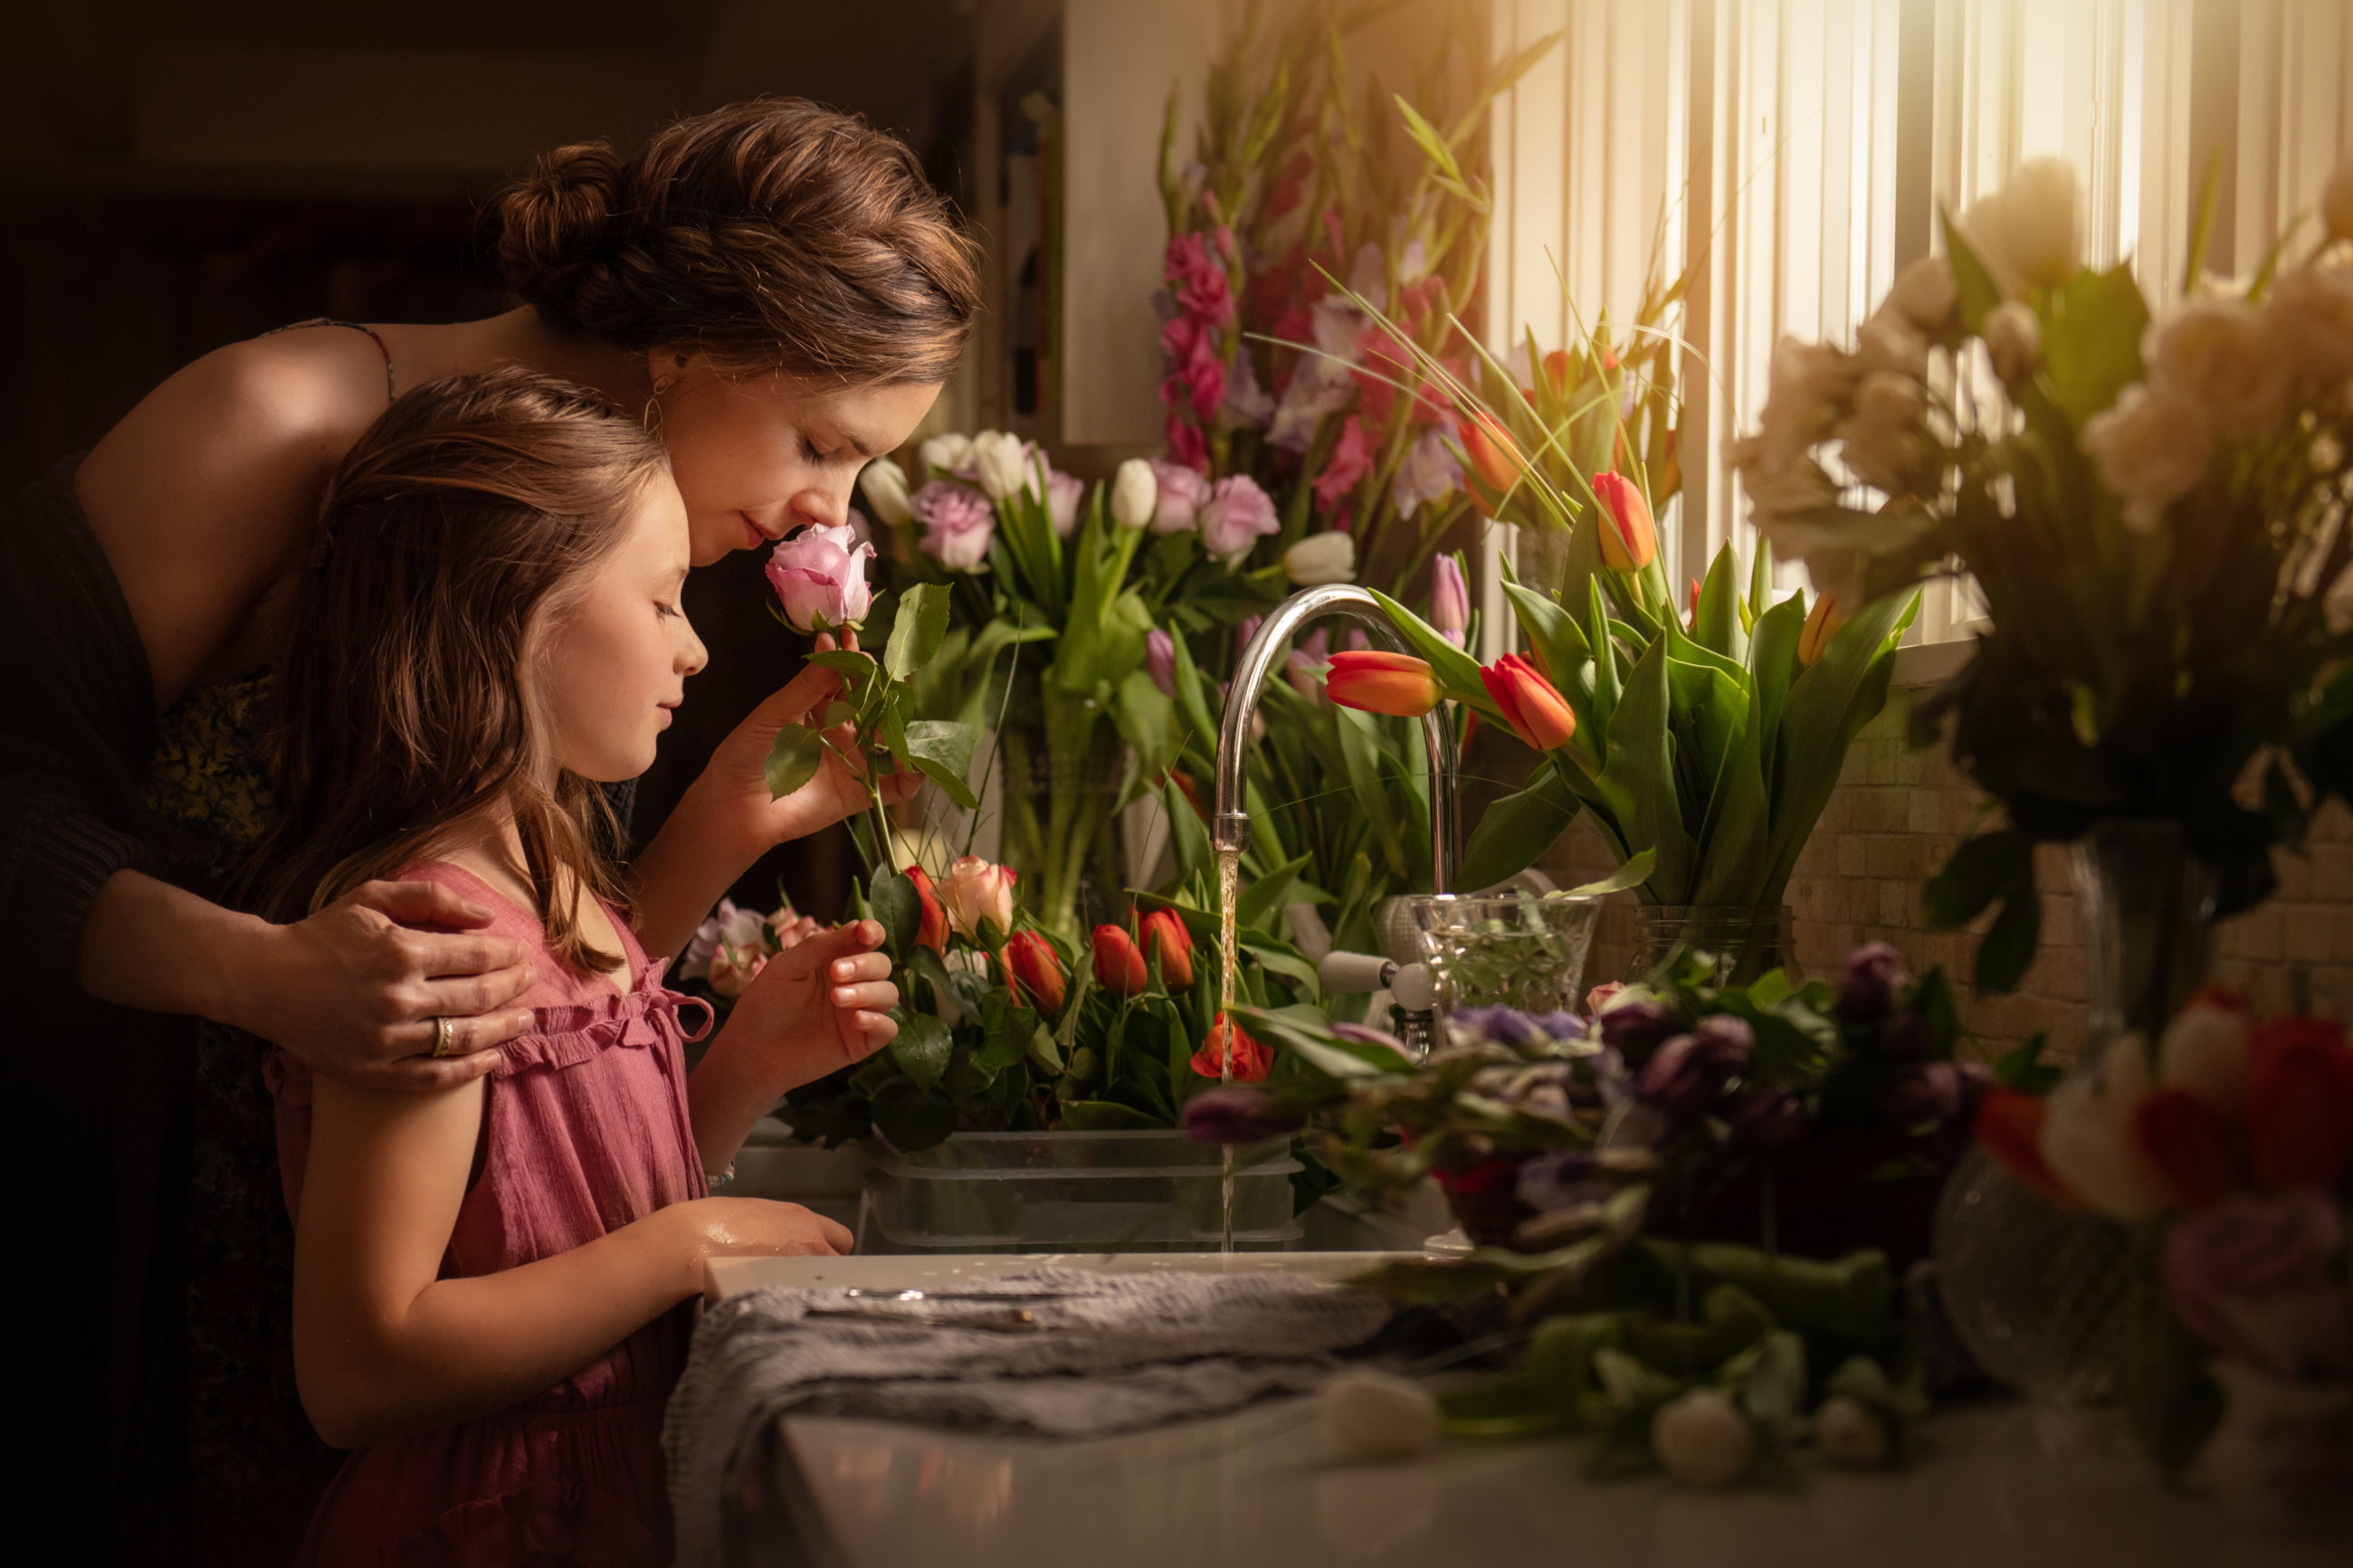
[686,919,898,1174]
[295,1069,850,1449]
[630,635,918,960]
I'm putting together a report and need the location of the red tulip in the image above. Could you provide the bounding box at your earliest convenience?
[2130,1088,2245,1209]
[2245,1015,2353,1193]
[1796,591,1845,668]
[1004,930,1068,1013]
[1167,769,1208,822]
[1975,1087,2081,1208]
[905,864,948,953]
[1589,471,1657,571]
[1456,413,1525,492]
[1191,1013,1272,1083]
[1480,652,1577,751]
[1138,908,1196,989]
[1325,650,1441,717]
[1091,924,1148,997]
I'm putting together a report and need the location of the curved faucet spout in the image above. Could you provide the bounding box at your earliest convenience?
[1212,584,1460,894]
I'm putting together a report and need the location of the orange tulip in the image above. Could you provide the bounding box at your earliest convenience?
[905,863,948,953]
[1975,1087,2080,1208]
[2245,1015,2353,1193]
[1004,930,1067,1013]
[1138,908,1196,989]
[1325,650,1442,717]
[1540,348,1572,399]
[1190,1013,1272,1083]
[1589,471,1657,572]
[1456,413,1525,492]
[1091,924,1148,997]
[1480,652,1577,751]
[1796,591,1845,668]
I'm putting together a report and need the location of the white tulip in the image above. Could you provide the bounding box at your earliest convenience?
[1282,531,1357,586]
[970,431,1029,500]
[857,457,914,526]
[2157,996,2250,1116]
[1887,254,1958,330]
[1653,1389,1753,1488]
[1110,458,1157,530]
[1958,191,2027,299]
[2079,382,2215,533]
[2143,299,2289,439]
[2002,158,2084,289]
[919,432,974,476]
[1815,1396,1891,1468]
[2039,1034,2170,1222]
[1981,301,2043,384]
[2325,157,2353,242]
[1318,1369,1440,1462]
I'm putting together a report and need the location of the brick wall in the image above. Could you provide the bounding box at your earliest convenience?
[1537,689,2353,1062]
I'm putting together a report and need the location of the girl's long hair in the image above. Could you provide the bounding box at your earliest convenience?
[248,366,670,973]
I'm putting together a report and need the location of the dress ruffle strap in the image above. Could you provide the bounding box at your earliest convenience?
[497,959,714,1079]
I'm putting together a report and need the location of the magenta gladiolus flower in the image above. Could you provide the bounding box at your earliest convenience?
[765,521,873,632]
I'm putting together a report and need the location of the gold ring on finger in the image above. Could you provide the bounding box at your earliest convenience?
[432,1016,457,1058]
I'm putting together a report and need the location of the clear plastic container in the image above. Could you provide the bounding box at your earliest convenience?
[855,1130,1303,1253]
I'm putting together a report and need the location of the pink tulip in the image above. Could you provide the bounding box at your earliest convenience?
[1047,470,1084,539]
[1430,556,1470,648]
[1144,629,1177,697]
[765,522,873,632]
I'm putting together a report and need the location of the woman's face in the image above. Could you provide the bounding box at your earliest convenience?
[538,470,709,783]
[652,358,943,566]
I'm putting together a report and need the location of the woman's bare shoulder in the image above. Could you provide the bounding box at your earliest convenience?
[75,329,396,707]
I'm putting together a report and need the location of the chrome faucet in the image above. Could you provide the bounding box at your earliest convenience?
[1213,583,1460,889]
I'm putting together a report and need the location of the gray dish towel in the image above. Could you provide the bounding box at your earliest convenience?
[663,1266,1394,1568]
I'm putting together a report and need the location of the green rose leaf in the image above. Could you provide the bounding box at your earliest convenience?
[903,719,982,810]
[888,1010,954,1093]
[868,866,921,961]
[885,581,951,682]
[764,722,826,801]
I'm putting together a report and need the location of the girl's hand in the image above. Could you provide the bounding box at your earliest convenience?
[230,879,533,1088]
[674,1197,853,1265]
[693,632,920,856]
[719,918,899,1092]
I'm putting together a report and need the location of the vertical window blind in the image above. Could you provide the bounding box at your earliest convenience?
[1480,0,2353,657]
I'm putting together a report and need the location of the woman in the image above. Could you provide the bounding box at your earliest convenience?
[0,97,977,1561]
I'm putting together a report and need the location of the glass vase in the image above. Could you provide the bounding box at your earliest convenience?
[996,725,1129,938]
[1404,894,1605,1021]
[1932,820,2218,1402]
[1624,904,1796,987]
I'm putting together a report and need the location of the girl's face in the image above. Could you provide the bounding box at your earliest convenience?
[538,470,709,782]
[652,358,944,565]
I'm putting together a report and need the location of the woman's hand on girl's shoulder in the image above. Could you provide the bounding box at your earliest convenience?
[230,879,539,1089]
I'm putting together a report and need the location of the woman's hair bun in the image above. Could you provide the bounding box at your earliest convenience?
[495,142,631,311]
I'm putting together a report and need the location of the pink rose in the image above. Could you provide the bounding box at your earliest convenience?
[2162,1190,2353,1380]
[939,855,1017,941]
[1148,460,1211,534]
[1198,475,1279,562]
[765,521,873,632]
[910,480,996,573]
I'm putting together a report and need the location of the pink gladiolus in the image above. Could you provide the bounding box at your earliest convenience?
[1312,414,1374,511]
[910,480,996,573]
[1164,231,1235,328]
[1164,414,1209,472]
[765,522,873,632]
[1198,475,1279,561]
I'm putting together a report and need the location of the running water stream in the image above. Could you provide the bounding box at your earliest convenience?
[1216,847,1241,1256]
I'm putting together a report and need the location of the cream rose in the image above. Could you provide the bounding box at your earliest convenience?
[2264,263,2353,387]
[1981,300,2042,384]
[2143,299,2289,439]
[2079,382,2216,532]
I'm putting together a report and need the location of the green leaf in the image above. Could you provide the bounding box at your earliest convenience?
[888,1011,954,1092]
[2042,263,2151,428]
[1459,765,1583,890]
[1923,830,2033,928]
[1596,636,1691,902]
[805,648,876,680]
[1941,204,2004,331]
[1992,1032,2062,1094]
[1367,588,1501,716]
[1556,847,1654,898]
[1236,851,1313,934]
[883,581,952,681]
[1059,1099,1162,1131]
[871,1080,957,1152]
[1762,591,1914,896]
[764,722,826,800]
[976,992,1042,1073]
[1691,541,1744,661]
[868,868,920,961]
[1977,884,2043,993]
[903,719,981,810]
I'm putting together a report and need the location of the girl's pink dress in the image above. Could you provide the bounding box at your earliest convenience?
[268,861,711,1567]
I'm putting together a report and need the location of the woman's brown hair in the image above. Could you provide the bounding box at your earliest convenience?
[250,367,670,973]
[497,97,982,385]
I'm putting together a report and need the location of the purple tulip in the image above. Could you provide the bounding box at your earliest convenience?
[1182,1086,1307,1145]
[1234,615,1264,659]
[1598,999,1683,1060]
[1634,1016,1754,1120]
[1835,942,1905,1024]
[1430,555,1471,648]
[1727,1086,1810,1149]
[765,521,874,632]
[1046,470,1085,539]
[1145,629,1177,698]
[2160,1190,2353,1380]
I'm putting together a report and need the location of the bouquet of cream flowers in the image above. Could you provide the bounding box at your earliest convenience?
[1730,157,2353,987]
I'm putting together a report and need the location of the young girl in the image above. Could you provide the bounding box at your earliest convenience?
[252,367,895,1563]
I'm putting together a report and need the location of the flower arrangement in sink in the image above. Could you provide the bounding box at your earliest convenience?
[1970,993,2353,1523]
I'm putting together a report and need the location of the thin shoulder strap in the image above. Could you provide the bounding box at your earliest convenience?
[262,318,396,405]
